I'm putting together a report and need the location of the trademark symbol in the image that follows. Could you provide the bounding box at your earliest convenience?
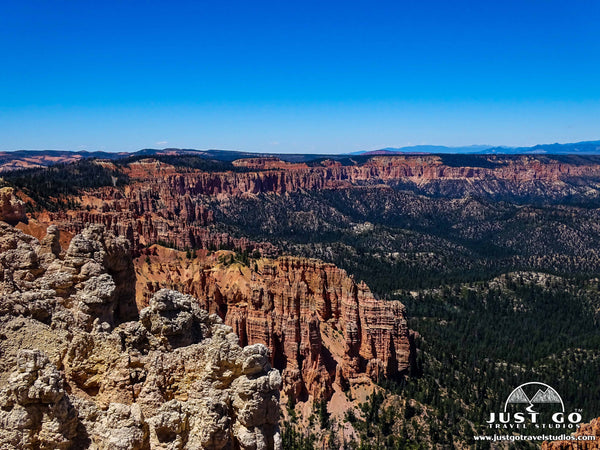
[575,409,583,413]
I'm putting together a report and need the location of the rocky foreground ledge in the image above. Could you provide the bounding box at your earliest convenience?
[0,222,281,449]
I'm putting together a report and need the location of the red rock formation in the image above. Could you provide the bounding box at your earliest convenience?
[0,187,26,225]
[542,417,600,449]
[18,154,600,402]
[27,155,600,255]
[134,249,411,401]
[120,156,600,198]
[0,224,282,450]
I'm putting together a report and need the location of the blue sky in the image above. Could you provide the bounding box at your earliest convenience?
[1,0,599,153]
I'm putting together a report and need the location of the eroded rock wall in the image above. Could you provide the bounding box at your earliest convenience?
[136,249,411,401]
[0,222,282,450]
[35,155,600,253]
[541,417,600,449]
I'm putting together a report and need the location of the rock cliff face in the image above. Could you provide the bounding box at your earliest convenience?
[541,417,600,449]
[41,175,278,257]
[0,187,26,225]
[123,156,600,197]
[122,156,600,195]
[0,222,281,449]
[135,248,411,401]
[21,155,600,255]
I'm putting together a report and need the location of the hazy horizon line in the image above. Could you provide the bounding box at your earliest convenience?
[2,138,600,156]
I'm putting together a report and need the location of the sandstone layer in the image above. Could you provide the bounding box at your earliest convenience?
[135,247,411,401]
[542,417,600,449]
[0,222,281,449]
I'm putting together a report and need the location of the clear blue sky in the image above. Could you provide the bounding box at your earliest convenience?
[1,0,599,153]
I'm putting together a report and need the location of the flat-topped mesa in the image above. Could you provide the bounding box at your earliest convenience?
[0,223,282,450]
[136,251,412,401]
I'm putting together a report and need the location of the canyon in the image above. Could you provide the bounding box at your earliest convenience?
[3,152,600,447]
[19,154,600,255]
[7,153,600,402]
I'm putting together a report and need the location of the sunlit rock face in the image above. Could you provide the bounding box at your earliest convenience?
[541,417,600,450]
[136,251,412,402]
[0,223,282,450]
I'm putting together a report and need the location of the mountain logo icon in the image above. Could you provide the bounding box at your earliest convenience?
[504,382,564,412]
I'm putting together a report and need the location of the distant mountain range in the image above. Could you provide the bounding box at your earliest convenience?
[355,140,600,155]
[1,140,600,172]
